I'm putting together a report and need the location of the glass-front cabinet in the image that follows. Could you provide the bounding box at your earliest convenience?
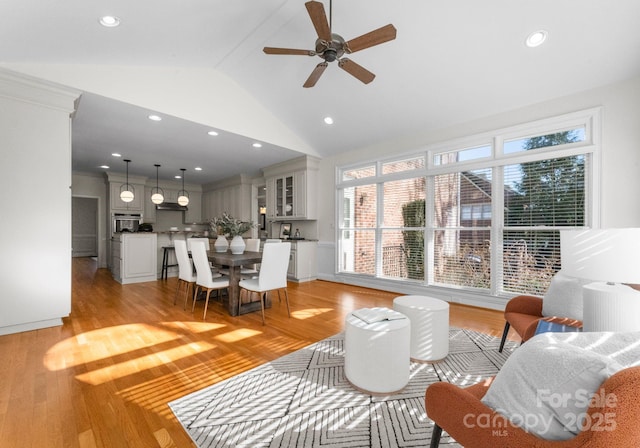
[263,156,319,221]
[275,175,294,218]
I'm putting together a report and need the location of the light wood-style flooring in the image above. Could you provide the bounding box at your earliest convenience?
[0,257,514,447]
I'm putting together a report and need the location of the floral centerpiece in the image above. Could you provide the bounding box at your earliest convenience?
[209,212,256,254]
[209,212,255,237]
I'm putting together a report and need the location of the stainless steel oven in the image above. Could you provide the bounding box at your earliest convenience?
[113,213,142,233]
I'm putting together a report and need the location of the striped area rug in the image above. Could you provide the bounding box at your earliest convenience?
[169,328,517,447]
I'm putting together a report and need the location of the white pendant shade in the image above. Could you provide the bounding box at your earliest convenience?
[177,194,189,206]
[177,168,189,206]
[151,192,164,204]
[151,164,164,205]
[120,189,134,202]
[120,159,135,203]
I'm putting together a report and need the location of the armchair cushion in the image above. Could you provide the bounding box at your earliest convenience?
[481,332,638,440]
[541,271,590,321]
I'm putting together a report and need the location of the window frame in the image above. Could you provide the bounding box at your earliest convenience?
[336,108,601,299]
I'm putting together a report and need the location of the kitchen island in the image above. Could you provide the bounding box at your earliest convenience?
[111,233,158,284]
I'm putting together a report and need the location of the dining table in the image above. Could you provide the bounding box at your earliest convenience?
[207,250,264,316]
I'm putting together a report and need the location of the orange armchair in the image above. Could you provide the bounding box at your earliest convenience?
[425,366,640,447]
[498,294,581,352]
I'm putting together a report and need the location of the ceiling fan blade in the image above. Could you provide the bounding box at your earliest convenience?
[263,47,315,56]
[338,58,375,84]
[303,62,328,88]
[305,1,331,42]
[345,24,397,53]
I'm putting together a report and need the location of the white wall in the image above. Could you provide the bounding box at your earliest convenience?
[0,69,80,335]
[315,76,640,305]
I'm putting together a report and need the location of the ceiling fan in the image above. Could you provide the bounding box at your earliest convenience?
[263,0,397,88]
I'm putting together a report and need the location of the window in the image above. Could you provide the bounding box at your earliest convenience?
[337,109,598,299]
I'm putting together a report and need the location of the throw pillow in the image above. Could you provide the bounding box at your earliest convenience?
[481,336,623,440]
[541,271,589,321]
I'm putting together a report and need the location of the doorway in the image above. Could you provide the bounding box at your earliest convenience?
[72,197,98,257]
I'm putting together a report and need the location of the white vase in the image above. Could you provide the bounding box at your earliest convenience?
[214,235,229,253]
[229,235,246,254]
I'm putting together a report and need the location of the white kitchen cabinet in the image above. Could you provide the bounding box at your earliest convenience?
[287,240,318,282]
[109,182,145,212]
[266,170,316,220]
[184,192,202,223]
[111,233,158,284]
[263,156,319,221]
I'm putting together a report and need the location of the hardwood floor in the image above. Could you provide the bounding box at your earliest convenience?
[0,257,512,447]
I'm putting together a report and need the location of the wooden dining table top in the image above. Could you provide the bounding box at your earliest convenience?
[206,250,262,266]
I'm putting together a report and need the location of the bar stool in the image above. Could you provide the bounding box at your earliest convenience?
[161,246,177,279]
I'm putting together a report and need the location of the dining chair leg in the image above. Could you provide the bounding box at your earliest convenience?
[183,282,193,310]
[203,289,213,319]
[174,279,181,305]
[283,288,291,317]
[192,286,200,313]
[260,292,266,325]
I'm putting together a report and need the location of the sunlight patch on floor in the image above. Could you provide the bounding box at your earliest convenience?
[44,323,185,371]
[76,342,217,385]
[291,308,333,320]
[214,328,262,343]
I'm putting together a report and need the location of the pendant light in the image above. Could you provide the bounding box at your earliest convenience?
[120,159,135,203]
[177,168,190,206]
[151,164,164,205]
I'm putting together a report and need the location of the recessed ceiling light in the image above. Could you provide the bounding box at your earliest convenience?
[174,175,181,179]
[526,30,547,48]
[252,143,262,148]
[99,16,120,27]
[324,116,334,125]
[207,130,219,136]
[148,114,162,121]
[112,153,121,157]
[100,165,110,169]
[195,167,203,171]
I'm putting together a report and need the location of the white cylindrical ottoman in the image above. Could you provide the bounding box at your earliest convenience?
[393,295,449,362]
[344,308,410,394]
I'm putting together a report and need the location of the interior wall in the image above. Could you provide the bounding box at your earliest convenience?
[0,68,80,335]
[315,75,640,302]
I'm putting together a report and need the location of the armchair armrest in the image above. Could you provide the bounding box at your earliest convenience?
[504,294,543,317]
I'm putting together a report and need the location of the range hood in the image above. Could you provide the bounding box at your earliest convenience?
[156,202,188,211]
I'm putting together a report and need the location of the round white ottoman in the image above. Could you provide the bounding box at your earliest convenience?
[393,295,449,362]
[344,307,410,394]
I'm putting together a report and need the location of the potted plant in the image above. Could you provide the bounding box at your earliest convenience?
[209,213,256,254]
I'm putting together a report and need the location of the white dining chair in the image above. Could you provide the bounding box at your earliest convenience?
[238,241,291,324]
[173,239,196,310]
[188,237,219,271]
[187,237,210,251]
[190,240,229,319]
[240,238,261,278]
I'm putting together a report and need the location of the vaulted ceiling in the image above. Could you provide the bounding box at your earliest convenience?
[2,0,640,184]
